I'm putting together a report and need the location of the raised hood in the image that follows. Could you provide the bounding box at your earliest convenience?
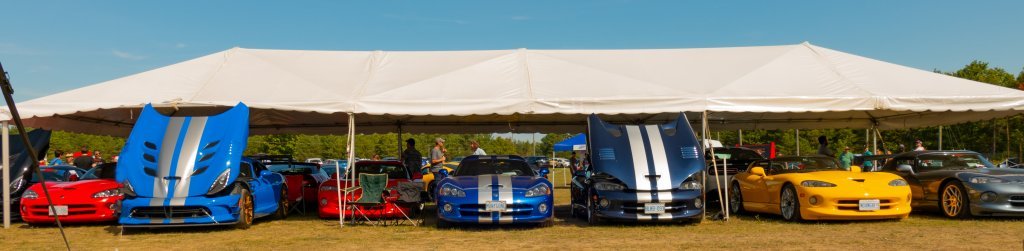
[7,129,50,183]
[117,103,249,199]
[587,114,705,190]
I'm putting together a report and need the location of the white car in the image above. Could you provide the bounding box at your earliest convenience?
[306,158,323,164]
[551,157,569,168]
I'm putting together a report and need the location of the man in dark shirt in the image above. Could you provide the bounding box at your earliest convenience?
[400,138,423,177]
[73,155,95,170]
[817,136,834,158]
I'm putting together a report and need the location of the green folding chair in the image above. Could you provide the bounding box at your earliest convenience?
[345,173,388,225]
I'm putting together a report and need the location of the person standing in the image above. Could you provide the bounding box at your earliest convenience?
[838,146,855,169]
[816,136,835,158]
[73,146,90,158]
[913,139,926,151]
[401,138,423,176]
[92,150,105,165]
[862,147,875,171]
[430,138,447,176]
[569,151,579,171]
[469,140,486,156]
[49,150,66,166]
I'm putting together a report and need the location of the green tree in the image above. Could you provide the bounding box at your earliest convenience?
[948,61,1017,88]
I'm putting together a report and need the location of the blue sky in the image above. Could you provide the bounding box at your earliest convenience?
[1,1,1022,101]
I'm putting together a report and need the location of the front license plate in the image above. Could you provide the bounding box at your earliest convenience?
[485,201,506,212]
[48,205,69,216]
[644,203,665,214]
[858,199,880,211]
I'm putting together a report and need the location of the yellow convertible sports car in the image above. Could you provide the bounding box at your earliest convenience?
[729,156,912,221]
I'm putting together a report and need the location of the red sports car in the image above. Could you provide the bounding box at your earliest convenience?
[20,164,122,224]
[318,161,417,219]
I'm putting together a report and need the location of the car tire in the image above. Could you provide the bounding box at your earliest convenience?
[586,190,601,225]
[234,187,254,229]
[539,217,555,227]
[780,184,802,222]
[940,181,972,219]
[273,185,289,220]
[436,219,452,229]
[729,182,745,215]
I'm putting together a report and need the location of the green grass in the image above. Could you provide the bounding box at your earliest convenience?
[3,172,1023,250]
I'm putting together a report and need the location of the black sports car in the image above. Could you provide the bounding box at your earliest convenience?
[3,129,51,221]
[879,150,1024,218]
[704,147,765,201]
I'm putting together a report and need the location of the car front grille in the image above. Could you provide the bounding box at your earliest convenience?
[458,204,533,216]
[130,206,210,219]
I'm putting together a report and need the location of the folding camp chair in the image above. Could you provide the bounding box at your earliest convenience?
[390,181,424,226]
[344,173,389,225]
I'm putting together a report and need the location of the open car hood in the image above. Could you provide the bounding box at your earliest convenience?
[587,114,705,190]
[7,129,50,183]
[117,103,249,199]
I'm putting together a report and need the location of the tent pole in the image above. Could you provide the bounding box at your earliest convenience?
[397,124,403,162]
[2,120,9,229]
[700,111,707,221]
[795,129,800,156]
[339,112,355,228]
[738,129,742,145]
[938,126,943,151]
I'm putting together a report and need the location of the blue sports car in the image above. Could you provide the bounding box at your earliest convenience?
[117,103,287,229]
[435,155,554,227]
[570,114,705,224]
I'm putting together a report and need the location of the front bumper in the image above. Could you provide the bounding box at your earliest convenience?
[19,197,120,224]
[318,195,415,219]
[437,195,553,224]
[796,187,911,220]
[590,189,703,222]
[118,194,241,226]
[965,183,1024,216]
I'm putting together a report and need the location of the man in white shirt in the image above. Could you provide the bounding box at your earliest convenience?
[469,140,487,156]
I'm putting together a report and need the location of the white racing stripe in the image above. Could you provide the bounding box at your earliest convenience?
[170,117,208,205]
[477,175,493,223]
[498,175,514,224]
[624,126,651,191]
[645,125,674,202]
[151,118,185,206]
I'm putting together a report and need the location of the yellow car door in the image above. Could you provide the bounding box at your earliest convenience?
[737,160,773,212]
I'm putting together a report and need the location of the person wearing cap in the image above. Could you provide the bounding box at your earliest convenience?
[469,140,486,156]
[430,137,448,174]
[401,138,423,177]
[839,146,855,170]
[816,136,835,158]
[913,139,926,151]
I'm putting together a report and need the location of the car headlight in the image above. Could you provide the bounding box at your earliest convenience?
[800,180,837,187]
[10,177,25,193]
[594,181,626,191]
[439,184,465,197]
[525,183,551,197]
[93,188,122,198]
[888,179,908,186]
[22,189,38,199]
[320,185,337,191]
[970,176,1007,184]
[206,169,232,195]
[120,180,137,197]
[680,180,702,190]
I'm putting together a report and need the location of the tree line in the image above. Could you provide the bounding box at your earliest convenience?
[39,61,1024,162]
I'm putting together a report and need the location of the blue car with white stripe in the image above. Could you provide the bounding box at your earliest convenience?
[117,103,288,229]
[435,155,554,227]
[570,114,705,224]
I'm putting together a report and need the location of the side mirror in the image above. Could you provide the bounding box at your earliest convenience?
[438,169,449,178]
[897,164,914,174]
[539,168,550,177]
[259,170,274,177]
[750,167,766,177]
[849,166,862,173]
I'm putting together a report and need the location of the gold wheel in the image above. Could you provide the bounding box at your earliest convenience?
[941,184,962,217]
[241,193,254,224]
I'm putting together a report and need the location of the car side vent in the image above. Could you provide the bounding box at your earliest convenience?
[680,146,699,159]
[192,166,208,175]
[598,148,616,160]
[144,167,158,177]
[143,153,156,163]
[199,152,215,162]
[204,140,220,150]
[144,141,157,150]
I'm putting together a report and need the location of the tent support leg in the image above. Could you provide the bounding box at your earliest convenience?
[340,113,356,228]
[795,129,800,156]
[2,120,9,229]
[700,112,707,221]
[397,124,403,162]
[938,125,943,151]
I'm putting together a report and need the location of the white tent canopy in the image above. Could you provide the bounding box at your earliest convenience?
[6,42,1024,135]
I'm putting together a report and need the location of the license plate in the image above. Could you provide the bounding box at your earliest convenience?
[644,203,665,214]
[858,199,880,211]
[48,205,69,216]
[485,201,506,212]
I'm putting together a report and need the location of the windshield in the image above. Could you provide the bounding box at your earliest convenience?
[770,157,842,173]
[708,148,763,160]
[918,153,995,170]
[454,159,535,176]
[348,163,408,179]
[32,166,86,182]
[80,163,116,180]
[267,163,317,174]
[322,164,346,176]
